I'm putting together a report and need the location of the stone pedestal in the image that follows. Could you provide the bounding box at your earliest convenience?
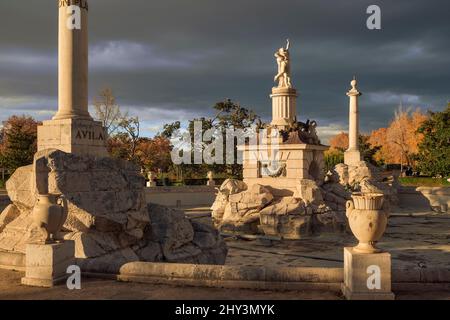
[147,181,157,187]
[270,87,297,128]
[344,149,361,167]
[239,143,328,197]
[21,241,76,288]
[37,119,108,157]
[342,247,395,300]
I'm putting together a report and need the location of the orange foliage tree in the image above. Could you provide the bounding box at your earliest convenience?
[368,107,427,167]
[135,136,172,173]
[328,132,349,152]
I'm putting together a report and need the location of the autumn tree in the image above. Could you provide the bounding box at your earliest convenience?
[369,107,427,170]
[92,88,143,161]
[119,116,140,160]
[93,88,124,136]
[0,116,41,171]
[106,133,131,160]
[328,132,349,152]
[414,105,450,177]
[325,132,379,170]
[135,136,172,173]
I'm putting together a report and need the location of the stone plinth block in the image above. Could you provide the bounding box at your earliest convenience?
[21,241,76,287]
[344,149,361,167]
[37,119,108,157]
[146,181,157,188]
[342,247,395,300]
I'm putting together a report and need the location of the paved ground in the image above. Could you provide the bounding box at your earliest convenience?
[1,269,448,300]
[189,208,450,270]
[0,207,448,300]
[0,269,340,300]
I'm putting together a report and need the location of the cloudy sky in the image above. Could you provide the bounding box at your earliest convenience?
[0,0,449,142]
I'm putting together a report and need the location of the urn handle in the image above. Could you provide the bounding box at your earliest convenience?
[57,195,69,222]
[346,199,354,218]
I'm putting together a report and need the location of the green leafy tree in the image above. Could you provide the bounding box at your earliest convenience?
[415,105,450,177]
[359,135,381,166]
[168,99,259,181]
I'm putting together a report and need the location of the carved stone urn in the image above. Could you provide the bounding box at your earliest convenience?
[346,192,389,253]
[32,194,68,244]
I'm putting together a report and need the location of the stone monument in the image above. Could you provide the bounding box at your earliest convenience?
[37,0,108,157]
[207,171,215,187]
[0,0,227,276]
[212,41,337,238]
[344,78,362,166]
[271,40,297,128]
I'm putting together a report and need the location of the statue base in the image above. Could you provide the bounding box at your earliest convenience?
[21,241,75,288]
[270,87,298,129]
[239,143,328,197]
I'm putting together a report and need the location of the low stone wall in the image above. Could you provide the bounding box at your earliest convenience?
[145,186,217,208]
[117,261,450,292]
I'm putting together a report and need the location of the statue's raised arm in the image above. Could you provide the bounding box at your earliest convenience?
[274,40,292,88]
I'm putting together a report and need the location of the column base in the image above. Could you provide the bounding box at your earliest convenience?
[37,118,108,157]
[344,150,361,166]
[342,247,395,300]
[53,112,92,121]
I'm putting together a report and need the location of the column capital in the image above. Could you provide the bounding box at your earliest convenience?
[58,0,89,11]
[346,79,362,97]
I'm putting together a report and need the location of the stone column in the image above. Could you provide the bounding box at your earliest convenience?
[344,78,362,166]
[270,87,297,128]
[37,0,108,157]
[54,0,91,120]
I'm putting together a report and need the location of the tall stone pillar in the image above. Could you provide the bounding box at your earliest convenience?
[344,78,362,166]
[54,0,91,120]
[270,87,297,128]
[37,0,108,157]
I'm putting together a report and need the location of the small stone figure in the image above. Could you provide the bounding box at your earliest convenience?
[207,171,215,186]
[274,39,292,88]
[147,171,156,187]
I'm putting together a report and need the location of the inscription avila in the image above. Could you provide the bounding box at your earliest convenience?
[75,130,104,141]
[58,0,89,10]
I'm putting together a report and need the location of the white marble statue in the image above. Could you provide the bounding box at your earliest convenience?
[274,39,292,88]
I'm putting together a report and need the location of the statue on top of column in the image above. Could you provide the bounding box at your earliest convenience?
[274,39,292,88]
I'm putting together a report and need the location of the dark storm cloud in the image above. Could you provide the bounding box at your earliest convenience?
[0,0,449,140]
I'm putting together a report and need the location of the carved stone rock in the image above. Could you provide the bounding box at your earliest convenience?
[0,150,227,272]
